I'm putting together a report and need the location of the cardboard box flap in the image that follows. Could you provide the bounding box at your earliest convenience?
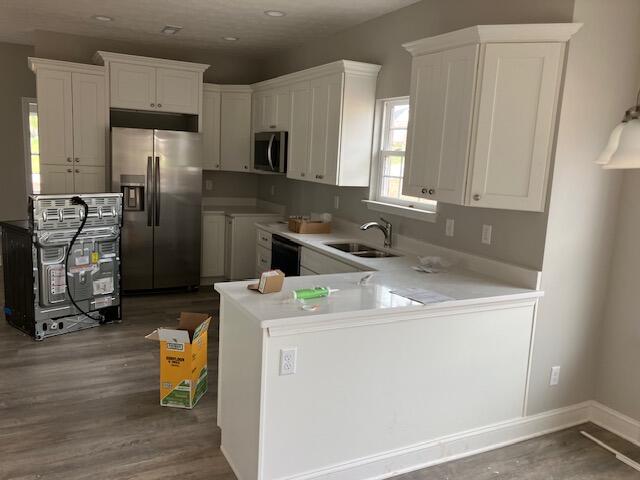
[145,312,211,344]
[145,329,160,341]
[157,328,191,344]
[192,316,211,342]
[178,312,212,340]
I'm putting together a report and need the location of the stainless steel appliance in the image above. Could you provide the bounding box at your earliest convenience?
[254,131,288,173]
[271,234,300,276]
[111,127,202,291]
[1,193,123,340]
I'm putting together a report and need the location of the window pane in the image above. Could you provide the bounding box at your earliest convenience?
[387,128,407,151]
[383,155,404,177]
[31,155,40,174]
[391,104,409,129]
[381,177,401,199]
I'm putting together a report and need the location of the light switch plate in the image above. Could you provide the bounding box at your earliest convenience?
[549,366,561,386]
[445,218,455,237]
[481,224,492,245]
[334,196,340,210]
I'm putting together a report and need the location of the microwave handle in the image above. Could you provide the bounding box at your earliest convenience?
[267,134,276,171]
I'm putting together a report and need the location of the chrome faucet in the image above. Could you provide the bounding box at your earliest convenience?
[360,217,393,248]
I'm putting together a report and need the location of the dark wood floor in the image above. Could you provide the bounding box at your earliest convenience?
[1,278,639,480]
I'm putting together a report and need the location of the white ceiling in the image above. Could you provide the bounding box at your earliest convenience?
[0,0,421,53]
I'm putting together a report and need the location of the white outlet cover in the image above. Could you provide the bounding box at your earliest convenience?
[445,218,455,237]
[270,185,276,196]
[481,224,492,245]
[280,347,297,375]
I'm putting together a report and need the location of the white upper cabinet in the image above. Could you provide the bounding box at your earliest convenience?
[95,52,208,115]
[468,43,563,211]
[202,85,221,170]
[109,62,156,110]
[402,23,581,212]
[404,45,478,204]
[30,58,107,194]
[253,61,380,186]
[220,87,252,172]
[156,68,200,114]
[253,87,291,132]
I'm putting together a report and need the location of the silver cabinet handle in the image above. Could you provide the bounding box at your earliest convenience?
[421,188,428,194]
[215,164,220,168]
[473,194,481,201]
[66,157,72,163]
[150,103,155,107]
[75,169,80,173]
[244,165,249,170]
[157,103,162,108]
[269,125,276,129]
[428,188,435,195]
[315,174,324,179]
[300,172,305,177]
[74,157,80,163]
[67,168,72,173]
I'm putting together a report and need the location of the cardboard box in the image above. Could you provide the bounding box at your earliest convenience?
[288,218,332,234]
[145,312,211,409]
[248,269,285,293]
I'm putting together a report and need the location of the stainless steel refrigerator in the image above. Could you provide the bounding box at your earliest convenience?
[111,127,202,291]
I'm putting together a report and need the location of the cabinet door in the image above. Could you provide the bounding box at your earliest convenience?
[274,87,291,131]
[71,73,106,167]
[308,73,342,184]
[74,166,105,193]
[36,69,73,166]
[404,45,478,204]
[202,89,221,170]
[201,214,226,277]
[156,68,200,114]
[40,164,74,194]
[469,43,563,211]
[220,92,252,172]
[110,62,156,110]
[287,82,312,180]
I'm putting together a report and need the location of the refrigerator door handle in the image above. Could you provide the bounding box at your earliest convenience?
[146,156,153,227]
[155,156,161,226]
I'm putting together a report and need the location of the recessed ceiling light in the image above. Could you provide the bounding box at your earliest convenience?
[222,36,239,41]
[161,25,183,35]
[92,15,113,22]
[264,10,286,17]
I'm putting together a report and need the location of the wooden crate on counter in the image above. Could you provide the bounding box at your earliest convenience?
[288,218,332,234]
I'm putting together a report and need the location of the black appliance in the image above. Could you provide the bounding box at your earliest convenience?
[271,234,300,276]
[254,131,288,173]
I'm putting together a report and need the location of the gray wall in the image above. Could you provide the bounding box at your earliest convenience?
[32,30,263,84]
[256,0,575,270]
[202,171,259,198]
[0,42,36,222]
[596,170,640,421]
[526,0,640,415]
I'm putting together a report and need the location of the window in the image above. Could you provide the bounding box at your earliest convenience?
[369,97,436,216]
[22,99,40,194]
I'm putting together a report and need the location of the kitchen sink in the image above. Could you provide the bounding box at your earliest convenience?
[325,242,400,258]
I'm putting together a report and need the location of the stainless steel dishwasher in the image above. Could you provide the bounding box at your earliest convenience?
[270,235,301,277]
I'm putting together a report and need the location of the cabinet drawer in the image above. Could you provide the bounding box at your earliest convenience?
[257,229,272,250]
[256,245,272,274]
[301,247,360,274]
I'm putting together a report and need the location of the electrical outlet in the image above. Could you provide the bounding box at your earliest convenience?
[205,180,213,191]
[279,347,297,375]
[549,366,561,386]
[270,184,276,196]
[334,196,340,210]
[445,218,455,237]
[481,224,492,245]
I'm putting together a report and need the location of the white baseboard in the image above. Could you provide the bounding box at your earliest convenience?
[280,402,592,480]
[589,401,640,447]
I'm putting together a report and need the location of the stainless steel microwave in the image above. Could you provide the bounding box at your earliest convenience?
[254,131,288,173]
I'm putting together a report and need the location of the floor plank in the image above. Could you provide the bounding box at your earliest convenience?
[1,271,639,479]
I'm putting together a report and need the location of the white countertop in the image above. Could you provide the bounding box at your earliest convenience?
[202,205,283,217]
[214,221,543,331]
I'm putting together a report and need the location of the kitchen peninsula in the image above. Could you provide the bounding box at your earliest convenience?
[214,225,543,480]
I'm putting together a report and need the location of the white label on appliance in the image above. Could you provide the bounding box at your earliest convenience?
[94,296,113,309]
[50,266,66,295]
[75,255,90,266]
[93,277,114,295]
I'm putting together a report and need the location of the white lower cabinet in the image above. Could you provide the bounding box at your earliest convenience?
[226,215,282,280]
[201,213,226,280]
[39,165,75,194]
[300,247,361,275]
[73,166,106,193]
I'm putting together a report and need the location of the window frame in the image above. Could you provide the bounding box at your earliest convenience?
[365,96,437,223]
[21,97,39,195]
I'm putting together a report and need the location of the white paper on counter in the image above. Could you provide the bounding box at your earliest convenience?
[390,288,454,305]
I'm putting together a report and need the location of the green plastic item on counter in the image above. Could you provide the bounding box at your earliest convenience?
[292,287,339,300]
